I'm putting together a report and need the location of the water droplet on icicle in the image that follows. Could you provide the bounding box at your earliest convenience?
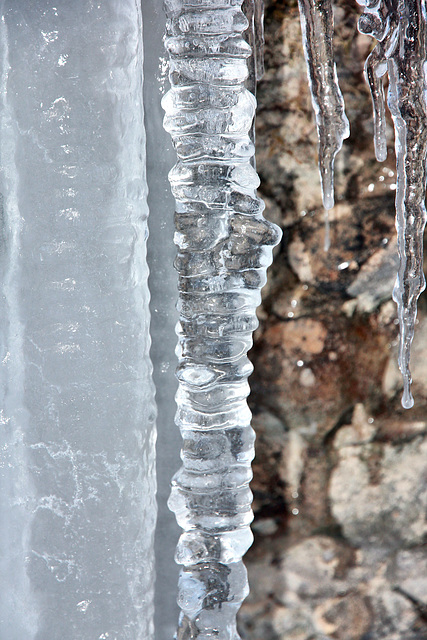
[402,385,415,410]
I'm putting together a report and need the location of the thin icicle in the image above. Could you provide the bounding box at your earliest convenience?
[364,48,387,162]
[242,0,265,94]
[297,0,350,211]
[242,0,265,163]
[359,0,427,408]
[361,16,399,162]
[253,0,265,81]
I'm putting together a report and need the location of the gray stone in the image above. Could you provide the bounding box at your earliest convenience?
[277,537,350,601]
[329,436,427,547]
[347,240,399,313]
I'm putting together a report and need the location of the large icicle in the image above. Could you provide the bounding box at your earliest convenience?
[358,0,427,409]
[297,0,350,211]
[0,2,156,637]
[162,0,281,637]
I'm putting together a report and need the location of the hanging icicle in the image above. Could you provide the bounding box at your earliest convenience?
[358,0,427,409]
[242,0,265,149]
[242,0,265,94]
[297,0,427,407]
[0,3,157,637]
[297,0,350,216]
[163,0,281,637]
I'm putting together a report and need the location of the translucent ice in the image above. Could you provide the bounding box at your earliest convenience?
[0,2,156,638]
[242,0,265,95]
[297,0,349,210]
[142,0,182,635]
[163,0,281,636]
[358,0,427,408]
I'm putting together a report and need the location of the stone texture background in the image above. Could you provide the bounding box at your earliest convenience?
[239,1,427,638]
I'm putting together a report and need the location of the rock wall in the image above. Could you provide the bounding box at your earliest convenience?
[239,1,427,638]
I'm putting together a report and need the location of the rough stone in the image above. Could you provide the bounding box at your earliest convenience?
[288,236,315,284]
[409,317,427,398]
[240,0,427,638]
[313,594,371,639]
[277,537,351,601]
[366,588,420,640]
[346,239,399,313]
[333,403,376,448]
[279,318,328,355]
[329,436,427,547]
[392,549,427,607]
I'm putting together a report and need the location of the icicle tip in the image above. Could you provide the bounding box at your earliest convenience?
[402,383,414,410]
[320,161,335,211]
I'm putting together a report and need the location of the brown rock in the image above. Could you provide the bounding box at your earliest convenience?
[314,594,371,639]
[280,318,328,355]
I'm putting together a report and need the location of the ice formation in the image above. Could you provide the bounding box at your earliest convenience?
[0,2,156,638]
[297,0,427,408]
[162,0,281,636]
[242,0,265,94]
[142,0,182,635]
[297,0,350,212]
[358,0,427,409]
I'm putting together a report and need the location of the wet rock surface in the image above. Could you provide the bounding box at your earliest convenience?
[239,1,427,638]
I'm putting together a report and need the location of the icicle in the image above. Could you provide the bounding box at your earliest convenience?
[0,2,157,637]
[297,0,350,211]
[242,0,265,94]
[362,19,399,162]
[358,0,427,409]
[162,0,281,636]
[253,0,265,81]
[242,0,265,162]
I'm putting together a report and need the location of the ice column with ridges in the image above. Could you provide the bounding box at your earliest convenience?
[163,0,281,637]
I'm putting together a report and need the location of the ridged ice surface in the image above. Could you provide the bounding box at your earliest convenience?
[0,2,156,638]
[297,0,349,212]
[358,0,427,409]
[163,0,281,637]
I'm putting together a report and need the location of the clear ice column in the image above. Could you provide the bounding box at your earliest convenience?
[163,1,281,637]
[0,2,156,639]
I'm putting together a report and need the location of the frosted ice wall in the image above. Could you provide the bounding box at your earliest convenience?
[163,0,282,636]
[0,2,156,639]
